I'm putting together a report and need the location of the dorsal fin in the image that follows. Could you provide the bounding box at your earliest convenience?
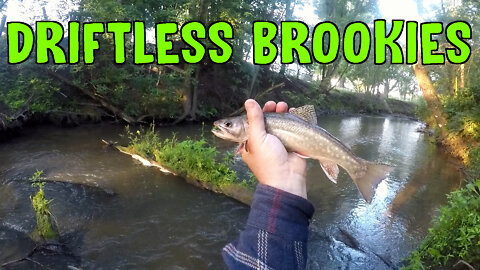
[290,105,317,125]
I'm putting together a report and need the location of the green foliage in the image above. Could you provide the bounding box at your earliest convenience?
[69,39,185,119]
[29,169,44,185]
[412,87,480,269]
[0,62,63,114]
[442,88,480,141]
[29,170,58,241]
[322,91,415,115]
[125,125,162,159]
[126,127,255,189]
[241,172,257,188]
[0,0,422,127]
[403,180,480,269]
[415,97,430,121]
[468,147,480,180]
[222,151,236,166]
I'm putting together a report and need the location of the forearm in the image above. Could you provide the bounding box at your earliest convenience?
[222,184,315,270]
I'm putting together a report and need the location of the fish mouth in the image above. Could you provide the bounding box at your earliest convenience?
[212,123,236,142]
[211,124,226,137]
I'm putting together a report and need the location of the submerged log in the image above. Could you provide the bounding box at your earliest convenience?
[110,144,254,205]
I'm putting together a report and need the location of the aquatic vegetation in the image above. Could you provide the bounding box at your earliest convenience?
[125,126,254,189]
[29,170,58,241]
[29,169,44,185]
[403,180,480,269]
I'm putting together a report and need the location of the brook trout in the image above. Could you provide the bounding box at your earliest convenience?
[211,105,392,203]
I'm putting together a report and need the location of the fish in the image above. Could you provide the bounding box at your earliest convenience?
[211,105,392,203]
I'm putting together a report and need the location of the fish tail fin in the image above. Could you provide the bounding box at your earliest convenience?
[347,160,393,203]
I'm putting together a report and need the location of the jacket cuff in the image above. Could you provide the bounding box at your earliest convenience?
[246,184,315,241]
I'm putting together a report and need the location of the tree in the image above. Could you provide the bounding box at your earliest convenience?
[411,0,470,161]
[312,0,377,93]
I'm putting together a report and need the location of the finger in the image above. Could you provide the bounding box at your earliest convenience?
[245,99,266,145]
[288,107,296,112]
[276,101,288,113]
[240,142,254,164]
[263,101,276,112]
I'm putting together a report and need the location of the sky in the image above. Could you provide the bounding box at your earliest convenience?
[5,0,75,23]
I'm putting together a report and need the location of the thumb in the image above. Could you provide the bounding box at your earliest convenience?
[245,99,266,146]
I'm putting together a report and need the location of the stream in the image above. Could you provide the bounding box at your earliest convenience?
[0,116,462,269]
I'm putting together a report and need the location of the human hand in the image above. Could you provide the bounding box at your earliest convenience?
[240,99,308,199]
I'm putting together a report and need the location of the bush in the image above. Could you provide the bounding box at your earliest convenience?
[403,180,480,269]
[468,147,480,180]
[442,88,480,140]
[415,97,430,121]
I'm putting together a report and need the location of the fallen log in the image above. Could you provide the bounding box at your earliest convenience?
[106,141,254,205]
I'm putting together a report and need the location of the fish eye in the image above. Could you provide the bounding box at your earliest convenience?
[225,121,232,128]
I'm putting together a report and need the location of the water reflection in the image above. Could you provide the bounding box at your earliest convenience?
[338,117,362,147]
[307,116,461,268]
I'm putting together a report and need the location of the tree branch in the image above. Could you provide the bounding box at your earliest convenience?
[0,0,8,11]
[46,70,136,124]
[229,82,285,116]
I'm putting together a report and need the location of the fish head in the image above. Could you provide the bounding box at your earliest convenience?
[212,116,248,143]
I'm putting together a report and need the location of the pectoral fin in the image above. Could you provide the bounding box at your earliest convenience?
[295,152,310,159]
[235,142,245,156]
[319,159,339,184]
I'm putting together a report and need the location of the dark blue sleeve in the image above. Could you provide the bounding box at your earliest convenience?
[222,184,315,270]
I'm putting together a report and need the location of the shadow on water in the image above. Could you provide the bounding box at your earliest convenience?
[0,116,462,269]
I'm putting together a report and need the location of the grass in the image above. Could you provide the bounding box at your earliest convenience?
[29,170,58,241]
[125,125,255,189]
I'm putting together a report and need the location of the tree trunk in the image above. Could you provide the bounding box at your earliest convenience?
[189,66,201,120]
[412,61,468,162]
[0,14,6,52]
[460,64,465,89]
[338,76,346,88]
[173,0,209,124]
[173,65,194,125]
[248,66,259,98]
[279,0,295,75]
[0,15,6,37]
[319,77,331,93]
[42,6,49,20]
[383,80,390,98]
[412,63,448,136]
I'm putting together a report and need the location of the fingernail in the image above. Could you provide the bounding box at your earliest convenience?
[244,140,249,153]
[245,99,255,110]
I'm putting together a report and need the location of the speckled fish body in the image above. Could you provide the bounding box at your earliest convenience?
[212,106,392,203]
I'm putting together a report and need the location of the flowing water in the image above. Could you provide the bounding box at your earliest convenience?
[0,116,462,269]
